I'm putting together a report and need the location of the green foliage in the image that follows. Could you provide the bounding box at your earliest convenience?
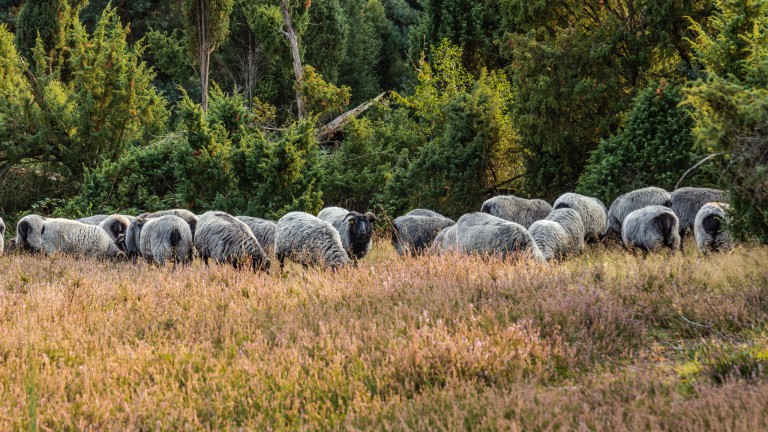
[15,0,73,64]
[300,65,351,122]
[577,84,703,204]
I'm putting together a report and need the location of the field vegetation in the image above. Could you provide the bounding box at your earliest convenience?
[2,240,767,430]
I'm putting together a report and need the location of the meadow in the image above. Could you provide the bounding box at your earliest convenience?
[1,240,767,430]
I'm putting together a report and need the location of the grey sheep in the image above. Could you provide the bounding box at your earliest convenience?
[694,202,735,253]
[529,220,571,261]
[317,206,376,262]
[391,209,454,257]
[671,187,727,236]
[195,211,270,272]
[138,215,194,265]
[608,187,672,235]
[621,205,681,252]
[126,209,198,259]
[274,211,351,270]
[456,212,545,262]
[41,218,125,259]
[98,214,132,250]
[15,214,46,253]
[431,224,459,254]
[553,192,608,242]
[77,214,109,225]
[236,216,277,255]
[480,195,552,229]
[544,208,586,256]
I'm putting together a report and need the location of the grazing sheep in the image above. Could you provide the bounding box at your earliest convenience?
[455,212,545,262]
[77,215,109,226]
[317,206,376,261]
[98,214,132,250]
[195,211,270,272]
[431,224,459,254]
[126,209,198,259]
[274,212,351,270]
[671,187,727,236]
[529,220,571,261]
[138,215,194,265]
[391,209,454,256]
[607,187,672,235]
[15,214,46,253]
[553,193,608,242]
[236,216,277,255]
[621,205,681,253]
[544,208,586,256]
[41,219,125,259]
[480,195,552,229]
[694,202,735,253]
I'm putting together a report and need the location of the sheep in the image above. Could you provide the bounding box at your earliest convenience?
[194,211,270,272]
[544,208,586,256]
[41,218,125,259]
[553,192,608,242]
[77,215,109,226]
[480,195,552,229]
[317,206,376,262]
[391,209,454,256]
[529,220,571,261]
[0,217,4,254]
[126,209,198,259]
[236,216,277,255]
[138,215,194,265]
[694,202,735,253]
[431,224,459,254]
[15,214,46,253]
[671,187,727,236]
[455,212,545,262]
[621,205,681,253]
[274,211,351,270]
[607,187,672,235]
[98,214,132,250]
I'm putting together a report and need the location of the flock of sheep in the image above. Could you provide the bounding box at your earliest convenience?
[0,186,734,272]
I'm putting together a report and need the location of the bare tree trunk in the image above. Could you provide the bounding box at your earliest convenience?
[198,0,210,111]
[280,0,306,120]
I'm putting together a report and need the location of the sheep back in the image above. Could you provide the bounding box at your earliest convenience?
[694,202,735,253]
[480,195,552,228]
[456,212,545,262]
[608,187,672,234]
[529,220,571,261]
[544,208,586,256]
[671,187,727,235]
[139,215,193,265]
[431,224,459,254]
[392,210,454,257]
[77,215,109,226]
[41,219,124,259]
[553,192,608,241]
[195,211,269,271]
[621,205,681,252]
[236,216,277,255]
[275,212,351,269]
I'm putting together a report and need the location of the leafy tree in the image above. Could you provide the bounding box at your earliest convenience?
[15,0,85,66]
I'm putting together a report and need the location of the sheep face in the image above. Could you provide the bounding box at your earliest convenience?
[345,211,375,246]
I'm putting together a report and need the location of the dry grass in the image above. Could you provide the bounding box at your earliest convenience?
[1,240,767,430]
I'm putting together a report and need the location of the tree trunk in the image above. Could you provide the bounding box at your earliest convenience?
[198,0,210,112]
[280,0,306,120]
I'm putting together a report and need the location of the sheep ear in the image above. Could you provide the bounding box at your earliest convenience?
[365,212,376,222]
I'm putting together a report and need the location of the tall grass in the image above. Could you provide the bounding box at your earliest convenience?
[0,243,766,429]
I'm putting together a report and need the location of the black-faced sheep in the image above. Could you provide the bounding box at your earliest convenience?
[98,214,132,250]
[317,206,376,262]
[607,187,672,235]
[529,220,571,261]
[621,205,681,253]
[236,216,277,255]
[15,214,46,253]
[553,192,608,242]
[544,208,586,256]
[456,212,545,262]
[694,202,735,253]
[137,215,194,266]
[391,209,454,257]
[194,211,270,272]
[671,187,727,236]
[480,195,552,229]
[41,219,125,259]
[274,211,351,270]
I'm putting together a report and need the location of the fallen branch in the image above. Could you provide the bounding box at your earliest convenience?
[317,92,386,141]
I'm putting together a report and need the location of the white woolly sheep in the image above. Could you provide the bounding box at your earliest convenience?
[480,195,552,229]
[126,209,198,259]
[431,224,459,254]
[456,212,545,262]
[236,216,277,255]
[392,209,454,257]
[15,214,46,253]
[544,208,586,256]
[274,211,351,270]
[138,215,194,266]
[671,187,727,236]
[194,211,270,272]
[317,206,376,262]
[553,192,608,242]
[41,218,125,259]
[621,205,681,253]
[694,202,735,253]
[529,220,571,261]
[608,187,672,235]
[77,215,109,226]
